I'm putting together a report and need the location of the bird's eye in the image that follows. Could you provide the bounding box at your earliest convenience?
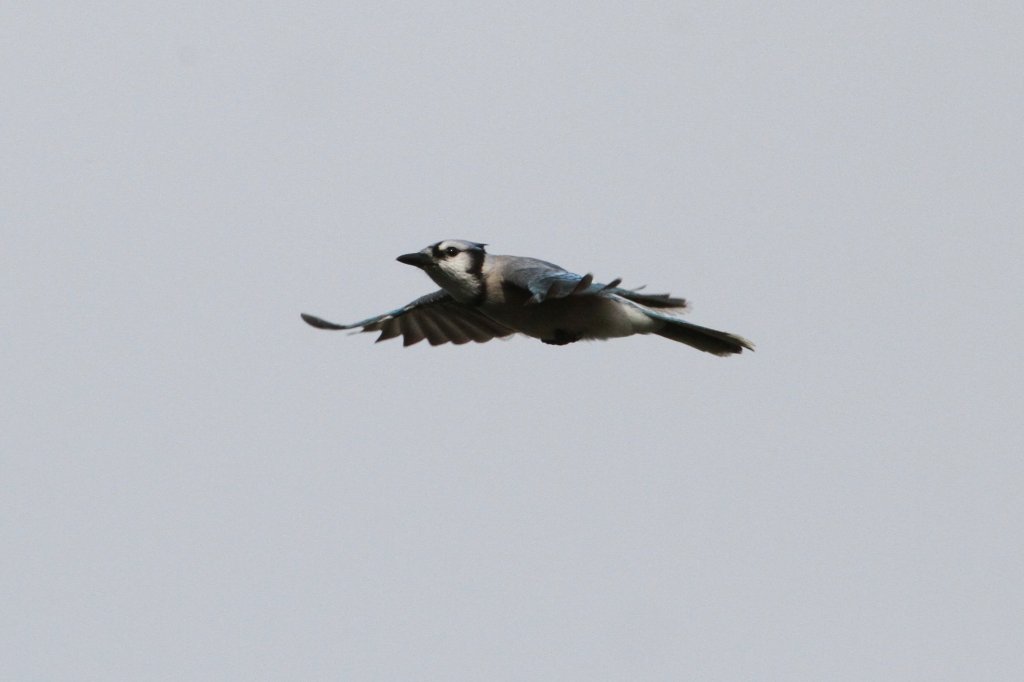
[445,246,459,257]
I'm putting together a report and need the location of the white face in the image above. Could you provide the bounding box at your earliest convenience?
[424,240,485,303]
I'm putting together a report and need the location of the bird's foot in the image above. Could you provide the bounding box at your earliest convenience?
[541,329,582,345]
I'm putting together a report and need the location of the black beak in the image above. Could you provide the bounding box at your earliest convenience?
[397,252,432,268]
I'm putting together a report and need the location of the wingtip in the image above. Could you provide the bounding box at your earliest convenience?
[300,313,347,330]
[723,336,756,355]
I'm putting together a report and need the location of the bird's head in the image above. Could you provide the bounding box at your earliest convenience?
[397,240,488,303]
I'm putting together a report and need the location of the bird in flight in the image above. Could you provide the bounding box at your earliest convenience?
[301,240,753,356]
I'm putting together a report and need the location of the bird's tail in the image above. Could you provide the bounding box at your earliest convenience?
[651,315,754,356]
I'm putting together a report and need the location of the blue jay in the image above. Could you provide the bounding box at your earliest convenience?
[302,240,753,356]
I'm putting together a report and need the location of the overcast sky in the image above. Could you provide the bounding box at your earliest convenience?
[3,2,1023,680]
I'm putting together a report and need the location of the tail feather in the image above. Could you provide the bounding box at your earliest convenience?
[653,316,754,356]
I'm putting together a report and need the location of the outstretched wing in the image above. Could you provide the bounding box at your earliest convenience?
[301,290,515,347]
[608,287,689,311]
[499,257,687,310]
[500,257,625,304]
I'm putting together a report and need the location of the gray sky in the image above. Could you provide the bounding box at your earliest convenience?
[4,2,1023,680]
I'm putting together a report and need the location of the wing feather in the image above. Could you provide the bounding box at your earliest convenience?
[301,290,514,347]
[457,315,500,343]
[611,288,688,310]
[415,311,450,346]
[498,257,628,304]
[375,318,402,342]
[426,310,472,345]
[400,316,426,346]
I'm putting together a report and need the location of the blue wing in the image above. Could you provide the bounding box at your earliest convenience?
[301,291,514,346]
[499,257,686,309]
